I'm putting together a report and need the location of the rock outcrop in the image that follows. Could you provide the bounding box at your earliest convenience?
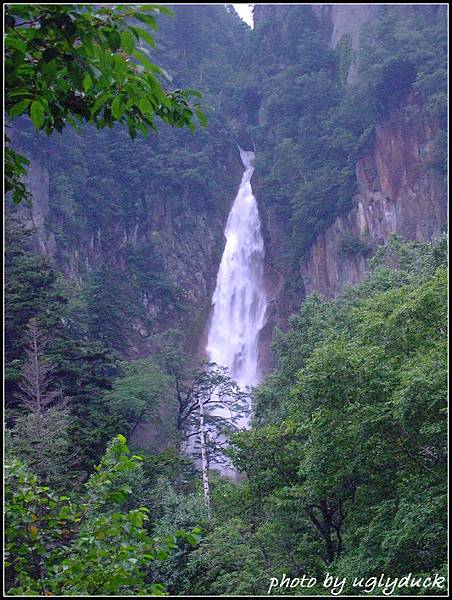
[14,132,243,358]
[253,4,446,301]
[300,104,446,297]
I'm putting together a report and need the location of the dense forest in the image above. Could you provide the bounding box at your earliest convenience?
[4,3,448,597]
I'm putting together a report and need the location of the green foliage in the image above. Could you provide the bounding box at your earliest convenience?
[5,4,206,203]
[5,435,199,596]
[148,479,207,593]
[4,219,67,400]
[249,6,376,270]
[185,237,448,595]
[9,5,248,349]
[4,137,32,204]
[248,5,446,275]
[358,6,448,123]
[106,358,176,443]
[7,406,70,488]
[4,220,126,475]
[337,34,353,87]
[84,265,137,353]
[339,233,371,256]
[184,516,268,595]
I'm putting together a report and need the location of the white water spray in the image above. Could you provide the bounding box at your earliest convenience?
[206,148,267,429]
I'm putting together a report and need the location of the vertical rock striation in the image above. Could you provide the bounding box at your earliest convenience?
[300,105,446,297]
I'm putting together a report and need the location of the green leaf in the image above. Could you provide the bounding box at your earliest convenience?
[129,511,143,527]
[154,5,173,15]
[90,92,111,119]
[8,98,31,119]
[120,30,135,54]
[135,13,158,30]
[111,95,125,119]
[185,532,201,546]
[58,506,70,520]
[137,96,153,115]
[82,73,93,93]
[195,109,208,127]
[5,37,27,53]
[132,49,160,74]
[106,29,121,51]
[136,121,148,136]
[113,54,128,80]
[130,26,155,49]
[185,88,203,99]
[30,100,45,129]
[137,5,173,16]
[8,89,32,98]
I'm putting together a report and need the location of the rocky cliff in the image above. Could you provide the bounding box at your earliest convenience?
[10,4,447,363]
[300,103,446,299]
[14,129,243,357]
[301,102,447,297]
[312,4,445,82]
[253,3,447,302]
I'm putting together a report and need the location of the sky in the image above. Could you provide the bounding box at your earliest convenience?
[233,3,254,27]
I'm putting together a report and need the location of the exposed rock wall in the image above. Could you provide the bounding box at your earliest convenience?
[313,4,445,82]
[17,159,56,258]
[300,105,447,297]
[254,4,447,301]
[15,138,243,358]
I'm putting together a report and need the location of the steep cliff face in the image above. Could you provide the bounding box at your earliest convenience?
[253,3,380,84]
[16,135,243,357]
[10,4,249,359]
[252,3,446,303]
[300,101,446,298]
[317,4,379,83]
[17,158,55,257]
[312,4,445,82]
[10,4,446,364]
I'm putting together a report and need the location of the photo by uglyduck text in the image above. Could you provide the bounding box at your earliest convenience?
[267,572,447,595]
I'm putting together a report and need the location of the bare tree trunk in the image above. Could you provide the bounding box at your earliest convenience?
[30,325,43,437]
[198,397,211,517]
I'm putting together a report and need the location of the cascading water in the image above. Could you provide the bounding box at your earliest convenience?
[206,148,268,430]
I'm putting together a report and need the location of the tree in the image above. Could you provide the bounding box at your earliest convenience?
[4,218,127,478]
[5,4,205,203]
[182,364,248,513]
[15,319,68,426]
[46,335,123,476]
[4,219,67,403]
[152,331,247,439]
[151,328,192,431]
[150,330,248,509]
[8,319,71,486]
[228,236,448,589]
[5,434,200,596]
[105,358,175,440]
[148,478,206,594]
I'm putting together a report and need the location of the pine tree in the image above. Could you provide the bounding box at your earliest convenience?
[9,319,71,485]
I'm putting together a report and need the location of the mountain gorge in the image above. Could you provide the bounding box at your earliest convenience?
[10,4,447,361]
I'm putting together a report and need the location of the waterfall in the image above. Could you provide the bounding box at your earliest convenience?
[206,148,268,430]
